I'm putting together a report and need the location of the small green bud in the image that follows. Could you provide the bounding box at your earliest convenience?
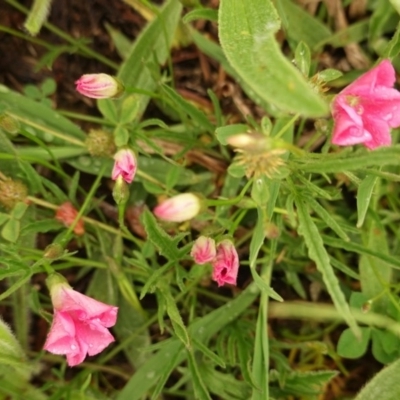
[112,176,130,206]
[85,129,116,157]
[43,243,64,259]
[0,114,20,135]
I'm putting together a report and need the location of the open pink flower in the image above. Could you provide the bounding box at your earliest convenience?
[191,236,216,264]
[211,240,239,287]
[44,275,118,367]
[153,193,201,222]
[55,202,85,236]
[331,59,400,150]
[111,148,137,184]
[75,74,123,99]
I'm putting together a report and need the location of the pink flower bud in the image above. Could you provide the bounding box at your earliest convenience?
[43,273,118,367]
[75,74,123,99]
[331,59,400,150]
[153,193,201,222]
[212,240,239,287]
[55,202,85,236]
[111,148,137,184]
[191,236,216,264]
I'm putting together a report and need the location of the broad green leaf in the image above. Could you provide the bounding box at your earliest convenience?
[357,174,378,228]
[337,327,371,358]
[2,219,20,243]
[295,197,360,337]
[355,357,400,400]
[99,0,182,119]
[218,0,328,116]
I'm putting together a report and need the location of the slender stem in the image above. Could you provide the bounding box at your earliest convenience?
[206,178,253,207]
[274,113,300,140]
[9,112,85,146]
[58,110,114,125]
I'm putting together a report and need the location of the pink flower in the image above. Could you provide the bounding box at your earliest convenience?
[153,193,201,222]
[331,59,400,150]
[75,74,123,99]
[211,240,239,287]
[191,236,216,264]
[55,202,85,236]
[43,275,118,367]
[111,148,137,184]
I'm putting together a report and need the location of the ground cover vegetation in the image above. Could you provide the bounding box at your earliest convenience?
[1,0,400,399]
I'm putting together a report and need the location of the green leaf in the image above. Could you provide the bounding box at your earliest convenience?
[297,146,400,173]
[218,0,328,116]
[187,351,212,400]
[117,283,259,400]
[158,283,190,347]
[141,209,183,261]
[294,41,311,77]
[337,327,371,359]
[278,0,332,50]
[357,174,378,228]
[355,357,400,400]
[183,8,218,23]
[160,85,214,133]
[295,197,360,337]
[23,0,52,36]
[120,95,141,124]
[1,219,20,243]
[99,0,183,119]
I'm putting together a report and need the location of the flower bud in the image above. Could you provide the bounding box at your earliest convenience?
[55,202,85,236]
[111,148,137,184]
[43,243,64,259]
[112,175,130,206]
[211,239,239,287]
[191,236,216,264]
[153,193,201,222]
[75,73,124,99]
[85,129,116,157]
[264,222,280,239]
[0,177,28,210]
[0,114,20,135]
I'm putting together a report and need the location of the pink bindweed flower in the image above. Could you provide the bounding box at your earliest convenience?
[55,202,85,236]
[43,274,118,367]
[153,193,201,222]
[75,74,123,99]
[191,236,216,264]
[211,240,239,287]
[331,59,400,150]
[111,148,137,184]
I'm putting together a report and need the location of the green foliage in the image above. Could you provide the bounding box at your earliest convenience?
[3,0,400,398]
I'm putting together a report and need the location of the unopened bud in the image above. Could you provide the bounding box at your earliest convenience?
[0,114,20,135]
[85,129,116,157]
[153,193,202,222]
[43,243,64,259]
[75,73,124,99]
[112,176,130,206]
[264,222,280,239]
[362,300,373,313]
[227,133,264,150]
[0,177,28,210]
